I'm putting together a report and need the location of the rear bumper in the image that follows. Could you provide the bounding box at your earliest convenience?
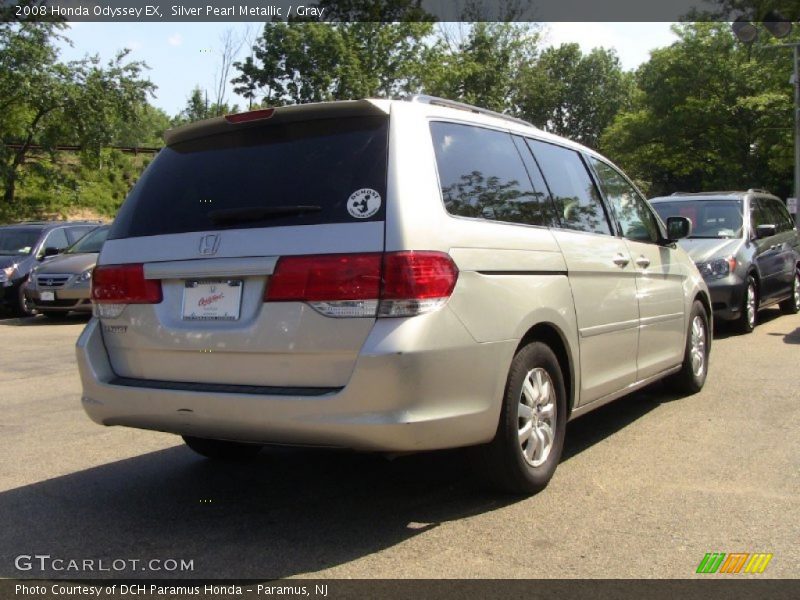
[76,315,514,452]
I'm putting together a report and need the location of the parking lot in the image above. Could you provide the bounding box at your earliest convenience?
[0,309,797,579]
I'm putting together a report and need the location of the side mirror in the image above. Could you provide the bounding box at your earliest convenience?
[755,224,777,239]
[43,246,62,257]
[666,216,692,241]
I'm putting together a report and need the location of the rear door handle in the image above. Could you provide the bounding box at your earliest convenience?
[612,253,630,268]
[635,256,651,269]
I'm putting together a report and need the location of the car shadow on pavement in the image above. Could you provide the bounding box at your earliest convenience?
[0,445,512,579]
[712,307,783,339]
[0,386,672,580]
[767,326,800,344]
[562,383,668,462]
[0,312,91,326]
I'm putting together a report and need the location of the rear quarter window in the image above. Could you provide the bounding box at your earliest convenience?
[110,116,389,239]
[429,121,548,227]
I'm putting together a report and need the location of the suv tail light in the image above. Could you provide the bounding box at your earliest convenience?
[266,252,458,318]
[92,264,162,318]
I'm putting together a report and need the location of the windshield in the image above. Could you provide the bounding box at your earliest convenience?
[65,226,109,254]
[652,199,743,239]
[0,228,41,256]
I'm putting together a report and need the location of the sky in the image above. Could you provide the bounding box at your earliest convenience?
[57,22,679,118]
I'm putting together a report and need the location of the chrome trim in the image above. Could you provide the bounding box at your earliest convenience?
[580,318,640,338]
[143,257,279,279]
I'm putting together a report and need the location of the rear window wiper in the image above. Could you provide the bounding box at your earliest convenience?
[207,205,322,226]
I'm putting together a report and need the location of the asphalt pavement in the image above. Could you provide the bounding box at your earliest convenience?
[0,309,797,579]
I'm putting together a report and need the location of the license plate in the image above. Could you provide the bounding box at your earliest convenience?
[182,280,242,320]
[40,291,55,302]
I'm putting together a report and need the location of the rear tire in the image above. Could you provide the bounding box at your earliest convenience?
[477,342,567,495]
[779,270,800,315]
[667,300,709,395]
[182,436,262,460]
[736,276,757,333]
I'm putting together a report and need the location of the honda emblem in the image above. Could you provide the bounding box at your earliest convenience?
[199,234,221,256]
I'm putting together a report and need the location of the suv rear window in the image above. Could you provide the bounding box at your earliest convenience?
[109,116,389,239]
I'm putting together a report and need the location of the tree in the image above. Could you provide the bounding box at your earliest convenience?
[514,44,634,149]
[232,21,434,106]
[601,22,796,198]
[212,27,249,117]
[420,23,539,113]
[0,22,154,207]
[115,104,172,147]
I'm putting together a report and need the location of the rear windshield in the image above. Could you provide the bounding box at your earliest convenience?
[109,116,389,239]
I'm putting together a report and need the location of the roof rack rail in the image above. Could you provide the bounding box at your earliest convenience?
[408,95,535,129]
[747,188,771,194]
[670,191,740,196]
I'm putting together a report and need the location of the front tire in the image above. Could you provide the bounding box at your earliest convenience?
[478,342,567,495]
[736,276,757,333]
[182,436,262,460]
[15,281,36,317]
[667,300,709,394]
[779,270,800,315]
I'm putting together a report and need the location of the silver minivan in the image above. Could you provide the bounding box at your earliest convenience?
[77,97,711,494]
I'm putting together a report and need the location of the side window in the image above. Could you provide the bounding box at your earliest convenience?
[766,199,794,232]
[527,139,612,235]
[66,226,95,245]
[589,157,659,243]
[42,228,69,251]
[750,200,768,231]
[430,122,548,227]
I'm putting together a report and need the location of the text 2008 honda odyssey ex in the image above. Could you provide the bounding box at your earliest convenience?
[78,97,711,494]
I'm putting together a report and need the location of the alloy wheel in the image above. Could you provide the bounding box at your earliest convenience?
[517,367,557,468]
[689,314,706,378]
[746,282,756,329]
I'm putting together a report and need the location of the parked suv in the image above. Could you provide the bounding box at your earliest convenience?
[25,225,109,318]
[77,97,711,494]
[650,190,800,333]
[0,221,102,316]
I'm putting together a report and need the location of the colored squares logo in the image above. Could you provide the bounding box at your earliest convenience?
[697,552,773,574]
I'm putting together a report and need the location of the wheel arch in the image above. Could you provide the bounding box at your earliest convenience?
[694,290,713,346]
[516,322,576,417]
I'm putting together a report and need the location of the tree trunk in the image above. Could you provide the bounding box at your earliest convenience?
[1,108,46,207]
[3,168,17,206]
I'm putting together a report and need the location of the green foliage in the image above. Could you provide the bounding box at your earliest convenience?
[232,21,435,105]
[515,44,634,149]
[0,22,156,209]
[420,23,539,112]
[601,22,796,198]
[0,148,151,222]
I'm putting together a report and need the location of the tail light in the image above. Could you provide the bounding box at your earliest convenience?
[92,264,162,318]
[266,252,458,318]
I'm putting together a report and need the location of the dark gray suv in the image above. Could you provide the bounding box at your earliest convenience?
[651,190,800,332]
[0,221,102,316]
